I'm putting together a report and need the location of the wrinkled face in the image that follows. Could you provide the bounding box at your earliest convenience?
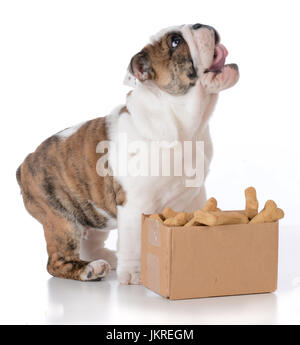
[129,23,239,95]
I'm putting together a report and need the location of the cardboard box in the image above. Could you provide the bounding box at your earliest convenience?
[141,214,278,300]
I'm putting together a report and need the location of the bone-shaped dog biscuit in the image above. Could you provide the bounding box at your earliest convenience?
[149,213,164,223]
[184,210,214,227]
[190,197,220,224]
[185,210,248,227]
[162,207,177,219]
[162,207,193,222]
[250,200,284,223]
[197,210,249,226]
[192,210,218,225]
[184,218,202,227]
[202,197,220,212]
[245,187,259,219]
[186,212,194,221]
[208,211,249,226]
[164,212,188,226]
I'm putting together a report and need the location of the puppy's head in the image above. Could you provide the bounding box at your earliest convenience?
[128,23,239,95]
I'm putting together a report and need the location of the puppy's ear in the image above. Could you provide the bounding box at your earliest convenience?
[129,51,154,82]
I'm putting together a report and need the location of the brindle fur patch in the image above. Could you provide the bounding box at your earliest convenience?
[119,106,130,116]
[17,116,125,280]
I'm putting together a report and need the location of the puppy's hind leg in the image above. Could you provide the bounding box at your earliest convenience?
[44,213,110,281]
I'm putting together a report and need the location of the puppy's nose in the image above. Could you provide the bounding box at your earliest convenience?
[212,28,220,44]
[192,23,220,44]
[192,23,203,30]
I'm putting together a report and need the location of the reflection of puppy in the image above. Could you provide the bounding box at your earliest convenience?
[17,23,239,284]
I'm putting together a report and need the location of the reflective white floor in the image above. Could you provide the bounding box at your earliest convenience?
[1,223,300,325]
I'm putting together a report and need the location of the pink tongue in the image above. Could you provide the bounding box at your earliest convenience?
[209,44,228,72]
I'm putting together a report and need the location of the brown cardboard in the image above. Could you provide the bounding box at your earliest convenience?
[141,214,278,300]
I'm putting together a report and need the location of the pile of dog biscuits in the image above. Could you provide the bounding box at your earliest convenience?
[149,187,284,227]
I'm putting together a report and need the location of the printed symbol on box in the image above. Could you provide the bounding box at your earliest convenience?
[148,221,161,247]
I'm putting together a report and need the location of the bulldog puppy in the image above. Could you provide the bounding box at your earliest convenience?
[17,23,239,284]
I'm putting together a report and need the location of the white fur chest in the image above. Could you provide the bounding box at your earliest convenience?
[107,81,215,214]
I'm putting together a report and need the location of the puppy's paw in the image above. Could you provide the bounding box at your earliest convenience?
[80,259,111,281]
[117,267,141,285]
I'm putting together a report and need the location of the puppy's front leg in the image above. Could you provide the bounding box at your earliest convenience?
[117,204,142,285]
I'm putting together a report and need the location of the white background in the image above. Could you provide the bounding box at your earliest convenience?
[0,0,300,324]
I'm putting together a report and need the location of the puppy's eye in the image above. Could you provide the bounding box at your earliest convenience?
[171,35,182,49]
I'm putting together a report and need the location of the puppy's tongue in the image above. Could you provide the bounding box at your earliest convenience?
[208,44,228,72]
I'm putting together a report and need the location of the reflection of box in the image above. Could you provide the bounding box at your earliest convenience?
[141,214,278,300]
